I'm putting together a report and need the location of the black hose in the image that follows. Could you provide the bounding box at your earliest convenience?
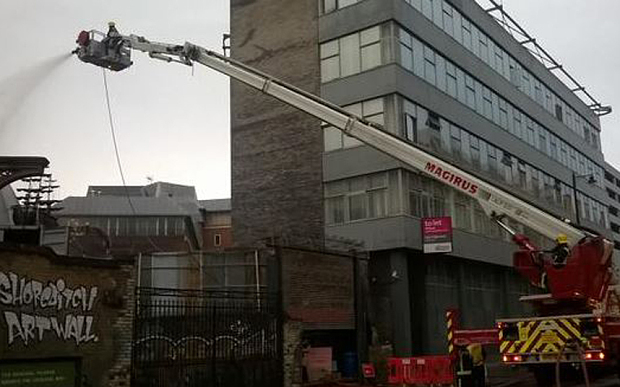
[555,342,590,387]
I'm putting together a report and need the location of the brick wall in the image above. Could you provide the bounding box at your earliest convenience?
[0,245,135,387]
[230,0,324,247]
[280,247,355,329]
[282,321,303,387]
[201,226,233,250]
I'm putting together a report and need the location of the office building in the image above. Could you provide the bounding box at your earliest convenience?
[231,0,612,354]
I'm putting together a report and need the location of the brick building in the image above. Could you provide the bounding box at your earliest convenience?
[200,198,233,250]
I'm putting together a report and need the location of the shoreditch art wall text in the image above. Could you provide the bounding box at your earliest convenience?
[0,271,99,346]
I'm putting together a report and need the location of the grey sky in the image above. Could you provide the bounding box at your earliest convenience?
[0,0,618,200]
[0,0,230,200]
[496,0,620,169]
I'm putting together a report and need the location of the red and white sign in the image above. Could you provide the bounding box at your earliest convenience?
[362,363,376,378]
[422,217,453,254]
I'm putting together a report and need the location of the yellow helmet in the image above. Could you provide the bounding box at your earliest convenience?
[556,234,568,244]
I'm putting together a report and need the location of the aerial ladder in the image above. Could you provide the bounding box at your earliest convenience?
[74,24,616,385]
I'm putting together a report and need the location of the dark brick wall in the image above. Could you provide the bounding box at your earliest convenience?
[280,247,355,329]
[230,0,324,247]
[0,245,135,387]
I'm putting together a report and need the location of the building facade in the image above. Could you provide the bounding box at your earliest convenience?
[231,0,612,355]
[200,198,233,250]
[604,162,620,268]
[55,182,204,257]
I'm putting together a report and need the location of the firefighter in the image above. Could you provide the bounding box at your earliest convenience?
[456,346,473,387]
[467,343,486,387]
[546,234,570,268]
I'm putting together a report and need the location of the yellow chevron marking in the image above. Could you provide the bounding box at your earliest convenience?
[447,320,453,329]
[558,319,581,339]
[448,332,453,341]
[500,341,510,353]
[508,342,518,354]
[554,321,573,341]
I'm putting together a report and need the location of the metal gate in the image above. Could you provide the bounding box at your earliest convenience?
[132,288,282,387]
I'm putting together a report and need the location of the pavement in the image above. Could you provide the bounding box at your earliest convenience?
[306,363,620,386]
[487,362,620,387]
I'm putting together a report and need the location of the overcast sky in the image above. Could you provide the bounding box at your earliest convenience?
[0,0,619,200]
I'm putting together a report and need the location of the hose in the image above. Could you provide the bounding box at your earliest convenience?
[554,341,590,387]
[575,343,590,387]
[555,342,565,387]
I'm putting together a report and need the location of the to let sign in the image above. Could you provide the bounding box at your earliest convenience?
[422,217,453,254]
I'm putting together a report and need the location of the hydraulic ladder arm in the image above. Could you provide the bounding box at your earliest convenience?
[74,24,613,299]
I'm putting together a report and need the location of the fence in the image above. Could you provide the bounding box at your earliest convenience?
[132,288,282,387]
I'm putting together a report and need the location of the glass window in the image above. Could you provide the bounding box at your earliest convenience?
[348,193,366,221]
[340,34,361,77]
[465,75,476,109]
[461,18,472,50]
[450,125,462,159]
[421,0,433,19]
[361,26,381,71]
[323,0,337,13]
[482,87,493,119]
[399,28,413,71]
[339,0,359,8]
[454,193,471,231]
[446,62,457,97]
[470,136,480,168]
[326,196,345,224]
[368,190,387,218]
[405,114,417,143]
[442,2,454,35]
[423,46,436,85]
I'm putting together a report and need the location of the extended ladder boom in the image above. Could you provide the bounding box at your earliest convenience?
[74,24,587,247]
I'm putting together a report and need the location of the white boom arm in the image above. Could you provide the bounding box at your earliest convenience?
[76,28,587,246]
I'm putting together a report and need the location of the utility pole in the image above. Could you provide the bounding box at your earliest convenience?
[572,172,596,226]
[572,172,581,225]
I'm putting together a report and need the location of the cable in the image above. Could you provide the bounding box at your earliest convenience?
[102,69,135,211]
[102,68,163,253]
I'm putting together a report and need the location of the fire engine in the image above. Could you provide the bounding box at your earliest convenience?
[74,24,617,386]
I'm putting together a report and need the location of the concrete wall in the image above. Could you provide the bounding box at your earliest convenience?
[369,249,532,356]
[230,0,324,247]
[0,245,135,387]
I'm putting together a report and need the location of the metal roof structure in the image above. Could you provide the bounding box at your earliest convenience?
[57,196,196,217]
[87,185,144,197]
[478,0,611,116]
[199,198,231,212]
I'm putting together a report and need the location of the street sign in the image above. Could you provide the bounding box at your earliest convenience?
[422,217,453,254]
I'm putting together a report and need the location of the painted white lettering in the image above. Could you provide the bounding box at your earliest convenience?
[35,315,51,341]
[1,274,100,346]
[0,272,11,304]
[5,311,24,346]
[22,313,36,345]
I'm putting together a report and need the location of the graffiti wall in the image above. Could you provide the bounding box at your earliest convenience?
[0,244,135,387]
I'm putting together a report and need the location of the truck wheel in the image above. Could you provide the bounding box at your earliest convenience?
[532,365,554,387]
